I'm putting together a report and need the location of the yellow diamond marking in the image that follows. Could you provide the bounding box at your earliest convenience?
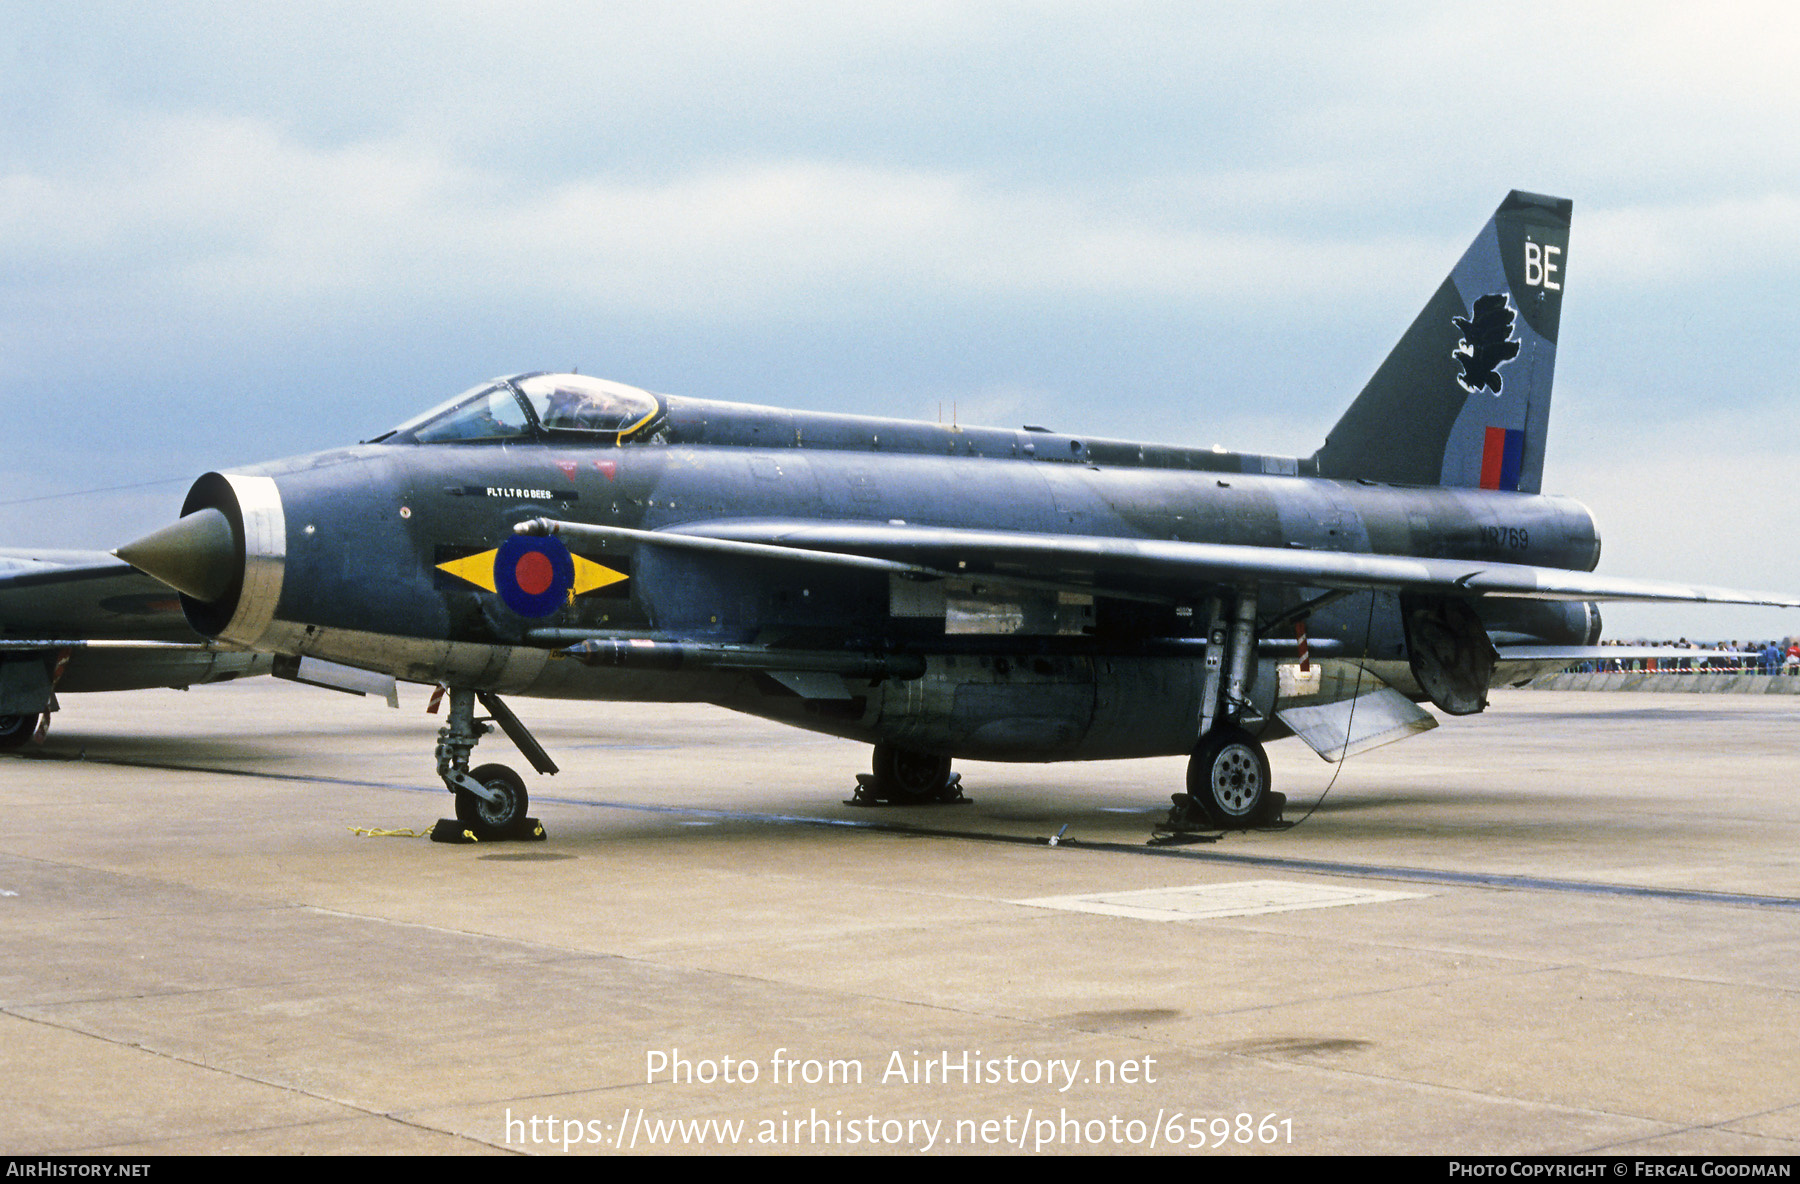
[572,554,628,595]
[436,548,499,592]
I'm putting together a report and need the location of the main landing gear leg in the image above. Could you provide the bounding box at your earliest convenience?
[435,688,557,839]
[1162,589,1281,833]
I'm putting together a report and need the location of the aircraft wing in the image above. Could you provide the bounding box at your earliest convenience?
[1494,645,1747,662]
[0,550,271,721]
[522,519,1800,609]
[1489,644,1764,684]
[0,549,198,641]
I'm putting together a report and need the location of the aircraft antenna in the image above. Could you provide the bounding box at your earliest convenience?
[0,476,186,508]
[1274,591,1379,830]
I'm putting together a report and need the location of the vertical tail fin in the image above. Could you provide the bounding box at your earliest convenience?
[1311,190,1571,493]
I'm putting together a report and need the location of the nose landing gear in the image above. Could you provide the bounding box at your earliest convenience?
[434,688,555,839]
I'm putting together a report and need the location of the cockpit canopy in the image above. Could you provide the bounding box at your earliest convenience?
[375,373,664,445]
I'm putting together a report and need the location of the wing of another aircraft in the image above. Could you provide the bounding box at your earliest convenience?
[0,548,271,747]
[521,519,1800,610]
[0,549,199,640]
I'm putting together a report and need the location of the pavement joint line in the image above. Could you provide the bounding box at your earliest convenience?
[373,1112,520,1156]
[19,752,1800,913]
[1587,1107,1800,1156]
[82,1112,511,1158]
[0,1006,462,1149]
[12,997,520,1155]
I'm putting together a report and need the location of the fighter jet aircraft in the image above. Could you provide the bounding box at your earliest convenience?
[109,191,1796,837]
[0,548,272,747]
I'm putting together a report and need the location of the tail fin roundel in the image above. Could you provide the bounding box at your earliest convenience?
[1310,190,1571,494]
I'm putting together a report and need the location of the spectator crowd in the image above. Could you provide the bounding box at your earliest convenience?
[1567,638,1800,674]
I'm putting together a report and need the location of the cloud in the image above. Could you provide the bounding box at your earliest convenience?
[1581,194,1800,285]
[1,112,1464,338]
[8,5,1798,346]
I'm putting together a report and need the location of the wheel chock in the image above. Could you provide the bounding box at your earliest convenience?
[843,772,971,807]
[1150,791,1288,844]
[430,817,548,843]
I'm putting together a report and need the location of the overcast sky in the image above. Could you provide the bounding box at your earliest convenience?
[4,2,1797,638]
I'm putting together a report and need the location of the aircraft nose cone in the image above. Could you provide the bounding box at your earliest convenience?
[114,507,239,603]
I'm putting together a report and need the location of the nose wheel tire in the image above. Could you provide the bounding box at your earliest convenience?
[1189,726,1272,827]
[454,763,531,838]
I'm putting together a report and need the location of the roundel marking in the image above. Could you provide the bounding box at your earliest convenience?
[495,535,575,617]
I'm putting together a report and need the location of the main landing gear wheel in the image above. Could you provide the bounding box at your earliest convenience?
[871,744,955,803]
[1188,725,1273,827]
[0,714,40,751]
[455,763,531,839]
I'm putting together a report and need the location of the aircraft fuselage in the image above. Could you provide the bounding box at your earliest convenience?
[164,399,1601,761]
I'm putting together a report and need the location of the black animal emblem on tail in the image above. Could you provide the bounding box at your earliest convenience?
[1452,293,1522,396]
